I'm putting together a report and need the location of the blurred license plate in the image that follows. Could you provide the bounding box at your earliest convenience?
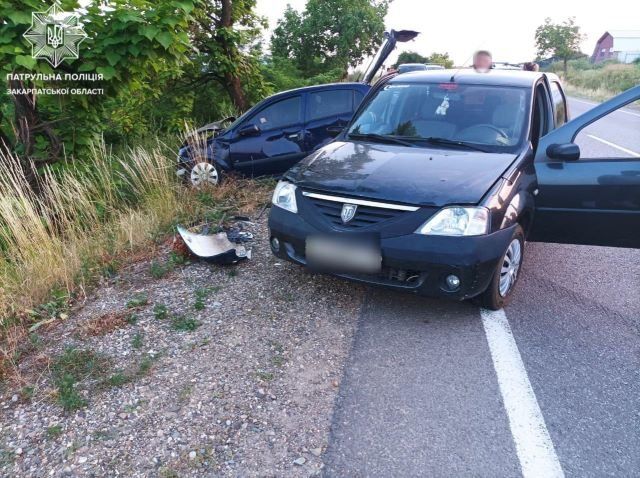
[306,235,382,274]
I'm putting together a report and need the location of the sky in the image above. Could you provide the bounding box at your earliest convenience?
[255,0,640,67]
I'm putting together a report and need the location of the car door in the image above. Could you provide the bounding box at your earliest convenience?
[304,88,358,152]
[229,94,306,176]
[529,85,640,248]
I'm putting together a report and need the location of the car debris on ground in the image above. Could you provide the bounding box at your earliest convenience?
[176,219,254,264]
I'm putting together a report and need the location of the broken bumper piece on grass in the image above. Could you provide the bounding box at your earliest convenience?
[177,222,253,264]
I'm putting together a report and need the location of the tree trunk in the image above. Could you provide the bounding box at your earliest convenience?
[9,79,62,164]
[0,110,11,154]
[563,58,568,78]
[224,73,248,111]
[10,78,38,157]
[218,0,248,112]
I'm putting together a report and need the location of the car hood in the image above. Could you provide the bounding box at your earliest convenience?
[285,141,518,207]
[361,29,420,84]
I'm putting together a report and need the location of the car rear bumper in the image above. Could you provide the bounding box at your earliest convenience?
[268,206,516,300]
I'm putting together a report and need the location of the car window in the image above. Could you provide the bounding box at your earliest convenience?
[248,96,301,131]
[347,82,531,153]
[307,90,353,121]
[531,83,552,148]
[574,99,640,160]
[354,90,365,109]
[550,82,566,127]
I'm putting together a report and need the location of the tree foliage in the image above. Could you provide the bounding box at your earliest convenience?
[270,0,390,77]
[394,51,429,66]
[188,0,269,111]
[393,50,454,69]
[535,17,585,75]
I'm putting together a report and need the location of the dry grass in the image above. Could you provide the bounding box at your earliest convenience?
[0,137,271,381]
[209,175,276,215]
[0,136,274,383]
[0,144,177,317]
[563,82,620,103]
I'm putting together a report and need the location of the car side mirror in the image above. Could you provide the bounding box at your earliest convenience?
[238,123,261,137]
[326,125,344,137]
[547,143,580,161]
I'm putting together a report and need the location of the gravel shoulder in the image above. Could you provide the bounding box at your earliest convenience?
[0,215,365,477]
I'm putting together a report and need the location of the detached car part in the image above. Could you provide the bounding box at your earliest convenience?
[177,223,252,264]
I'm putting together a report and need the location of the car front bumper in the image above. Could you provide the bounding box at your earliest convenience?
[268,206,516,300]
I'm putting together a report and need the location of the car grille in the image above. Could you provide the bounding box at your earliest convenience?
[303,192,416,229]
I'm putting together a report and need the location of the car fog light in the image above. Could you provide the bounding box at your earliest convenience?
[271,237,280,252]
[445,274,461,290]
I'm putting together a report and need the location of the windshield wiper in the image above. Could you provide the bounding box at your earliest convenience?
[347,133,417,148]
[420,137,492,153]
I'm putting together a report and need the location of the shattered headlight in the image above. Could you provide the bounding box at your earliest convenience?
[416,207,489,236]
[272,181,298,214]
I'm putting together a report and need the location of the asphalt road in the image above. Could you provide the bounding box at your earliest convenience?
[571,97,640,158]
[324,97,640,477]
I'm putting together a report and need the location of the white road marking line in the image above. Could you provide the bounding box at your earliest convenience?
[481,309,564,478]
[586,134,640,157]
[569,97,640,118]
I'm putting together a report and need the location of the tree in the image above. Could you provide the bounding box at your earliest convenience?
[393,51,453,69]
[270,5,303,61]
[189,0,269,112]
[427,52,454,69]
[393,51,429,68]
[535,17,585,76]
[270,0,390,78]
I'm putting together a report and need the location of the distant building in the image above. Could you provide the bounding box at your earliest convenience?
[591,31,640,63]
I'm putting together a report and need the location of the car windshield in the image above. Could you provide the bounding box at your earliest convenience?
[348,82,531,153]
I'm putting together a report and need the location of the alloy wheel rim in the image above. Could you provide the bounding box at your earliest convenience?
[499,238,522,297]
[190,162,219,187]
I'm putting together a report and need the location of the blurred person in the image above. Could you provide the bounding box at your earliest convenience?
[473,50,493,72]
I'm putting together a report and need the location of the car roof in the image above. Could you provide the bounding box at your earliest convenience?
[387,69,560,87]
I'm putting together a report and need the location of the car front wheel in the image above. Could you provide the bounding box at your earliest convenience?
[189,161,220,187]
[480,225,524,310]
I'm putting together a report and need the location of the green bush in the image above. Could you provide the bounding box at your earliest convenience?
[545,60,640,96]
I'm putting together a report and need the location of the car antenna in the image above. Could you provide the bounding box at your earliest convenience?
[449,37,492,82]
[449,52,474,82]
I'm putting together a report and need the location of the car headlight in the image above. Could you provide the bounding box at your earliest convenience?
[272,181,298,213]
[416,207,489,236]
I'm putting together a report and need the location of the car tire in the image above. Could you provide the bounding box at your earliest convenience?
[480,225,525,310]
[188,161,221,187]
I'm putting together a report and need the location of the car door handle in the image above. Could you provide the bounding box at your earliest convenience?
[284,131,302,140]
